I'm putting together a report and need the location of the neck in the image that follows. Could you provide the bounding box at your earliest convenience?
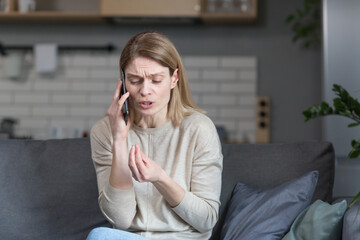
[133,113,169,129]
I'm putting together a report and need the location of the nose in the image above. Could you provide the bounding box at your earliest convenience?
[140,81,151,96]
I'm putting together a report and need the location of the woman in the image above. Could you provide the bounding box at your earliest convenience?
[87,31,223,240]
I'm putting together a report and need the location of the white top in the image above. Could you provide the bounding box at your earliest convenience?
[90,111,223,240]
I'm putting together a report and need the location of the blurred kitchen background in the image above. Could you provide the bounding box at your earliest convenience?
[0,0,322,144]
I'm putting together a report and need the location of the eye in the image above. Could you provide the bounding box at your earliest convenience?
[153,79,162,83]
[152,76,164,83]
[129,77,142,84]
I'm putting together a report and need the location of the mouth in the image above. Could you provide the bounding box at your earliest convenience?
[139,101,154,109]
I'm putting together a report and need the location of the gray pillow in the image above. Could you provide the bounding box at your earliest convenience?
[342,200,360,240]
[220,171,318,240]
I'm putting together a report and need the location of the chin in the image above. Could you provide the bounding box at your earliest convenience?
[135,109,156,116]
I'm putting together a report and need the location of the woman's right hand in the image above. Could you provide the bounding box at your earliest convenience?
[107,78,131,141]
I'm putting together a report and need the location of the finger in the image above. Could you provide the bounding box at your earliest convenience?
[139,150,150,165]
[112,78,122,101]
[134,145,149,181]
[135,145,147,171]
[135,145,144,165]
[107,91,129,119]
[117,92,130,117]
[118,91,130,107]
[129,145,141,181]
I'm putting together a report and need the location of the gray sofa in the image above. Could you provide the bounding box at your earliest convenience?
[0,138,357,239]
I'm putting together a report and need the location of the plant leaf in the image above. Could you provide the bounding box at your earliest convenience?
[348,150,360,158]
[303,109,312,122]
[348,191,360,209]
[286,0,321,48]
[349,140,360,158]
[353,100,360,116]
[348,123,360,128]
[333,98,347,112]
[351,139,360,148]
[297,9,304,18]
[332,84,341,94]
[320,101,330,110]
[286,14,295,23]
[304,84,360,160]
[304,41,311,48]
[348,141,360,158]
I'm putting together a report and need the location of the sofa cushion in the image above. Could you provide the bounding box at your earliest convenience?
[220,171,318,240]
[0,138,110,240]
[211,141,335,239]
[282,199,347,240]
[342,200,360,240]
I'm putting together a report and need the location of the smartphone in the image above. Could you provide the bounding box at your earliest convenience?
[120,69,129,125]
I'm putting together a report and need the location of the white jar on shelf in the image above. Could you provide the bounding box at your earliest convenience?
[18,0,36,13]
[0,0,16,12]
[233,0,251,13]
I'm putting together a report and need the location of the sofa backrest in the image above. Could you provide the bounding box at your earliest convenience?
[0,139,335,240]
[210,141,335,239]
[0,138,111,240]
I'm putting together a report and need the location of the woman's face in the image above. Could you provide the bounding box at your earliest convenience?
[124,56,178,121]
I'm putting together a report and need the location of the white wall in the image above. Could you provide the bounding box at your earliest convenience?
[323,0,360,157]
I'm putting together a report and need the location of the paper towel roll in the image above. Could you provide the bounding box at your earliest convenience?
[35,43,58,74]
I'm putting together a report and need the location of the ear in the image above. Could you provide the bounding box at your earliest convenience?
[170,68,179,89]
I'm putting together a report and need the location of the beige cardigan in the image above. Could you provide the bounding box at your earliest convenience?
[90,112,223,240]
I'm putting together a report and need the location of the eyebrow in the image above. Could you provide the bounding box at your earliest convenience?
[126,72,166,78]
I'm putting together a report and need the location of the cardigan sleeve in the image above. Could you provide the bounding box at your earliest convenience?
[90,118,137,230]
[172,116,223,233]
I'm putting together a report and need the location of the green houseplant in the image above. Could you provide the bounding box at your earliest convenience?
[286,0,322,48]
[303,84,360,207]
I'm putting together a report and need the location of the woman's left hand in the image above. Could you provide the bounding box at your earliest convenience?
[129,144,185,207]
[129,144,164,183]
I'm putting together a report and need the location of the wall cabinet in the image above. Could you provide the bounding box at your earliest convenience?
[0,0,257,23]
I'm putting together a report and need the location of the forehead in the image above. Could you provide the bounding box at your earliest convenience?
[126,57,169,75]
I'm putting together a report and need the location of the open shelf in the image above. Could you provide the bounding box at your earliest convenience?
[0,0,257,24]
[0,12,102,23]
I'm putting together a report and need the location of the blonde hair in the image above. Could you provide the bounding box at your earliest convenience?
[120,31,204,126]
